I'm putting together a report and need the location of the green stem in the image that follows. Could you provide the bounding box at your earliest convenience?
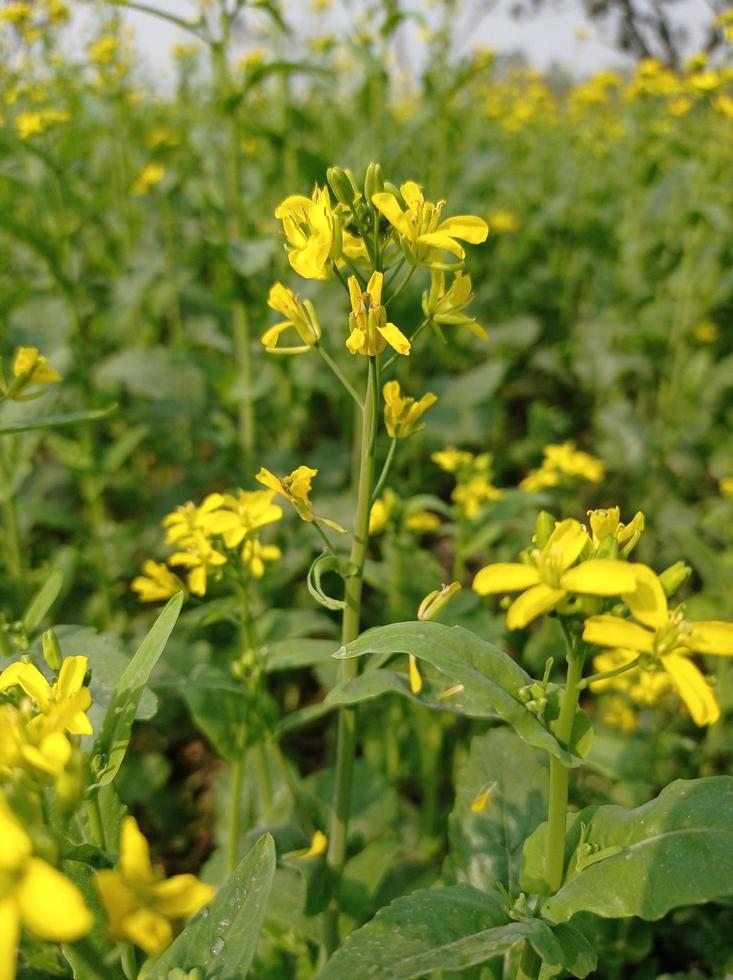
[2,494,23,588]
[545,639,585,895]
[86,793,106,849]
[313,519,337,555]
[232,300,255,472]
[578,655,640,691]
[323,357,378,955]
[227,756,245,874]
[371,437,397,503]
[316,344,364,409]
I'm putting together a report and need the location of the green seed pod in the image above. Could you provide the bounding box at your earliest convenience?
[327,166,357,208]
[42,629,63,671]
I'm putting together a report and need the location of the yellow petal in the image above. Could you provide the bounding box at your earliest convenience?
[623,565,668,630]
[119,817,155,884]
[0,898,20,980]
[408,654,423,694]
[17,858,93,941]
[662,654,720,726]
[274,194,312,219]
[366,270,383,305]
[506,584,566,630]
[472,563,541,596]
[122,907,172,954]
[415,230,465,259]
[57,656,88,699]
[379,322,411,356]
[437,215,489,243]
[152,875,214,918]
[0,663,51,710]
[0,800,31,871]
[372,192,413,240]
[400,181,423,211]
[689,621,733,655]
[95,870,136,939]
[582,615,654,653]
[255,468,281,494]
[560,559,638,596]
[545,519,589,570]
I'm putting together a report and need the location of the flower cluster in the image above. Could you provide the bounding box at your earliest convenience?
[432,447,503,520]
[519,441,605,492]
[369,488,441,536]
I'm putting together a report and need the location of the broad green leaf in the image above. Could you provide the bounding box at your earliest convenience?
[22,567,63,633]
[146,833,276,979]
[316,884,588,979]
[337,622,582,765]
[263,637,338,672]
[539,776,733,923]
[0,405,116,436]
[445,729,548,895]
[182,663,249,760]
[91,593,182,786]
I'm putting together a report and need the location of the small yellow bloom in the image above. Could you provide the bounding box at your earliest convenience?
[408,654,423,694]
[452,476,502,519]
[587,507,644,555]
[487,209,520,233]
[431,447,474,473]
[205,489,282,548]
[0,656,93,737]
[169,533,227,597]
[95,817,213,955]
[599,695,638,733]
[0,2,31,24]
[383,381,436,438]
[372,181,488,268]
[7,347,61,400]
[422,270,488,340]
[132,162,166,196]
[241,537,281,578]
[162,493,226,546]
[473,518,638,630]
[131,560,183,603]
[300,830,328,859]
[720,477,733,498]
[345,272,411,357]
[470,785,494,813]
[404,510,441,534]
[692,321,720,343]
[87,35,119,65]
[583,565,733,725]
[0,793,92,980]
[256,466,345,531]
[261,282,321,354]
[369,490,396,535]
[275,186,338,280]
[520,441,605,491]
[15,107,69,139]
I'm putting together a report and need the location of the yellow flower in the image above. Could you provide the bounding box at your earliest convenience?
[15,107,69,140]
[256,466,344,531]
[591,649,671,706]
[87,35,119,65]
[473,518,638,630]
[345,272,411,357]
[205,489,282,548]
[131,560,183,603]
[583,565,733,725]
[0,656,92,737]
[487,209,520,234]
[0,2,31,24]
[95,817,213,955]
[587,507,644,555]
[408,655,423,694]
[261,282,321,354]
[383,381,436,438]
[162,493,226,546]
[369,489,396,535]
[241,537,281,578]
[404,510,441,534]
[432,447,474,473]
[169,533,227,597]
[422,270,488,340]
[452,476,502,519]
[720,477,733,498]
[0,793,92,980]
[0,704,73,780]
[6,346,61,400]
[372,181,488,268]
[132,162,166,196]
[599,694,638,733]
[275,186,338,280]
[520,441,605,491]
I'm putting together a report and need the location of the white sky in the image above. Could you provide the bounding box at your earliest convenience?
[70,0,714,78]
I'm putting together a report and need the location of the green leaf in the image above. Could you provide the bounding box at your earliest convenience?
[0,405,116,436]
[337,622,582,766]
[263,637,338,672]
[146,833,276,979]
[315,884,586,979]
[22,568,63,634]
[445,729,548,895]
[90,593,182,787]
[182,663,249,760]
[539,776,733,923]
[307,553,356,612]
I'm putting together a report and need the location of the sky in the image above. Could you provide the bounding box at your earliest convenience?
[71,0,713,78]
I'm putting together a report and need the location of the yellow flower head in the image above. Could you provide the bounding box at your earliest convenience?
[275,186,339,280]
[473,517,638,630]
[488,209,520,234]
[345,272,411,357]
[520,441,605,491]
[5,346,61,400]
[0,703,74,781]
[432,449,503,518]
[262,282,322,355]
[95,817,213,955]
[205,489,282,548]
[0,2,31,24]
[241,537,281,578]
[587,507,644,555]
[87,35,120,65]
[383,380,436,439]
[0,793,92,979]
[583,565,733,726]
[372,181,488,268]
[169,532,227,597]
[422,270,488,340]
[369,489,397,535]
[132,162,166,196]
[404,510,441,534]
[0,656,93,737]
[452,475,503,519]
[162,493,226,546]
[431,447,475,474]
[256,466,345,532]
[131,560,184,603]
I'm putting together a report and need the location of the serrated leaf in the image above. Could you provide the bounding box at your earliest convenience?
[91,593,182,786]
[539,776,733,923]
[337,622,582,766]
[146,833,276,979]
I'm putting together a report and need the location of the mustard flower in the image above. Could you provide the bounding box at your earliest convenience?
[3,346,61,401]
[242,537,281,578]
[372,181,488,268]
[383,380,436,438]
[473,518,638,629]
[345,272,411,357]
[87,35,119,65]
[0,793,93,980]
[131,560,184,603]
[583,565,733,726]
[205,489,282,548]
[275,186,339,280]
[261,282,321,355]
[132,162,166,196]
[587,507,644,555]
[369,489,397,535]
[169,532,227,597]
[95,817,213,955]
[256,466,344,531]
[0,656,92,737]
[422,270,488,340]
[520,441,605,491]
[162,493,226,546]
[431,447,474,473]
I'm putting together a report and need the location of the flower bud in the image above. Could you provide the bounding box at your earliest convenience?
[327,166,358,208]
[363,162,384,201]
[42,629,63,671]
[418,581,461,621]
[659,560,692,597]
[534,511,556,549]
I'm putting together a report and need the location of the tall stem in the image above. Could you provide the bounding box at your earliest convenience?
[323,357,378,955]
